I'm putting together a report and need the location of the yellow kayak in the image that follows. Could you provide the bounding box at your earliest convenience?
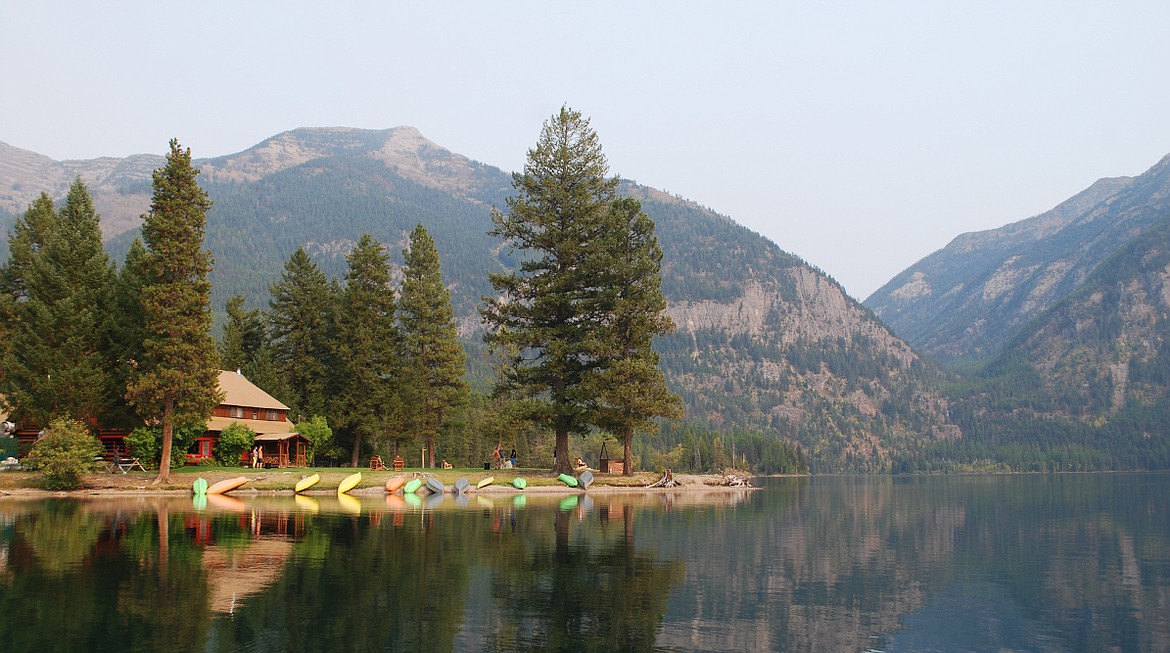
[295,473,320,493]
[337,472,362,494]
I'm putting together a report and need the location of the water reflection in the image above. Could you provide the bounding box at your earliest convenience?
[1,476,1168,652]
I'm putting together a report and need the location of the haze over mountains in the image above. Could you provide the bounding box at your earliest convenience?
[866,153,1170,364]
[3,129,1170,471]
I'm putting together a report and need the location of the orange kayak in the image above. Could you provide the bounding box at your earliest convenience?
[205,476,248,495]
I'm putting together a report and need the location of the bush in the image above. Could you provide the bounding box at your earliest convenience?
[126,424,205,469]
[23,418,104,490]
[215,422,255,466]
[295,415,332,465]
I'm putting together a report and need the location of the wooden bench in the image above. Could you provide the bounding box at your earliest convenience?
[370,455,388,471]
[392,455,405,471]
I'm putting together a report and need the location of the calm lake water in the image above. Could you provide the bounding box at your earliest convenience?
[1,474,1168,652]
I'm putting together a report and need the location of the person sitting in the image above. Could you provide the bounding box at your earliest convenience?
[441,459,453,469]
[574,457,587,471]
[502,458,513,469]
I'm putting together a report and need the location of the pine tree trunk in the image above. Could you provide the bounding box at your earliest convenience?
[623,426,634,476]
[350,431,363,468]
[554,425,570,475]
[156,399,174,484]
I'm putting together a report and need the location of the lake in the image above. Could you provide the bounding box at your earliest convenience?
[1,473,1167,652]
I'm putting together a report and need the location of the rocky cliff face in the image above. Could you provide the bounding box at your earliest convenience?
[866,154,1170,363]
[0,141,161,237]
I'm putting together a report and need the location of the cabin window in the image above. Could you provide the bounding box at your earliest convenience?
[229,406,244,418]
[266,410,279,421]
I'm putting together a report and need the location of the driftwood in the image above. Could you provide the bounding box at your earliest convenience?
[647,469,679,488]
[704,473,751,488]
[648,470,752,489]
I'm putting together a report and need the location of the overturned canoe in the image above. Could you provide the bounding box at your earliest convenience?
[295,473,320,493]
[477,476,495,489]
[512,477,527,490]
[454,477,470,494]
[579,470,594,490]
[337,472,362,495]
[557,473,579,488]
[192,477,209,496]
[426,477,445,495]
[403,477,423,494]
[206,476,247,495]
[385,476,407,493]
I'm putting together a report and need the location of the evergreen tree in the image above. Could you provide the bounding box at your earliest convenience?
[126,140,221,483]
[585,197,683,474]
[219,294,266,371]
[1,194,57,398]
[0,179,117,428]
[220,294,288,405]
[481,107,619,474]
[105,239,150,428]
[398,224,469,467]
[268,247,335,420]
[333,234,399,466]
[0,192,57,303]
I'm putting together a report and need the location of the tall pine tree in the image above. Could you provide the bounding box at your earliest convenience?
[105,239,150,429]
[481,107,619,474]
[398,224,468,468]
[585,197,683,474]
[127,140,221,483]
[0,192,57,304]
[268,247,335,421]
[1,179,117,428]
[333,234,399,466]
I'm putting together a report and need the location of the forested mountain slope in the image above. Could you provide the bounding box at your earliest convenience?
[866,153,1170,364]
[937,214,1170,470]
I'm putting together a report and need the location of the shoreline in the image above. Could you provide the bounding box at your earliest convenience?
[0,468,758,498]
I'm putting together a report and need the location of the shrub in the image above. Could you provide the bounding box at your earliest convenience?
[295,415,332,465]
[215,422,255,466]
[23,418,104,490]
[126,424,205,469]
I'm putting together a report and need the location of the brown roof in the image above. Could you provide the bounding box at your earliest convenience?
[254,432,309,443]
[217,370,289,411]
[206,416,293,436]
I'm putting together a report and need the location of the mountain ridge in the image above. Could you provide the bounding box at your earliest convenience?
[866,152,1170,362]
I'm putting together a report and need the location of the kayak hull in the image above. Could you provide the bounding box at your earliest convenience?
[385,476,407,493]
[294,473,320,493]
[337,472,362,494]
[558,473,579,488]
[206,476,248,495]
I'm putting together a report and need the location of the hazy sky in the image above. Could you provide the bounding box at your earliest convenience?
[2,2,1167,299]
